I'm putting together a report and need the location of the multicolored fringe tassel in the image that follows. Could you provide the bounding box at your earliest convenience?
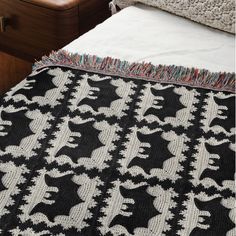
[34,50,235,93]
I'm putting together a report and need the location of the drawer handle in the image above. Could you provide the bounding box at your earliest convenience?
[0,16,7,33]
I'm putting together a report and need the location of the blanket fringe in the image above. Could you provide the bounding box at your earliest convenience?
[34,50,235,93]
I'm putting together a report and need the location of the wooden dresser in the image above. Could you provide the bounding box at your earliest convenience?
[0,0,111,94]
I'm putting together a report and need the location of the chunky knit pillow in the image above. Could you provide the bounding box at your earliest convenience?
[111,0,235,34]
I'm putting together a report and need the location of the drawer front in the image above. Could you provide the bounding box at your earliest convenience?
[0,0,79,61]
[79,0,111,35]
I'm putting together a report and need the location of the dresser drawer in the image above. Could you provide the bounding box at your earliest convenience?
[0,0,79,61]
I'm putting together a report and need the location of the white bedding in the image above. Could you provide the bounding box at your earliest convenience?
[64,4,235,72]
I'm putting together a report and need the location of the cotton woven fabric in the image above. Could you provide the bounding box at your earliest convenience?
[111,0,235,34]
[0,53,235,235]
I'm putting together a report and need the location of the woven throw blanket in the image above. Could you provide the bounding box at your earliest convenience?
[0,51,235,235]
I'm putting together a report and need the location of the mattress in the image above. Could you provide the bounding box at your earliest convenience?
[64,4,235,73]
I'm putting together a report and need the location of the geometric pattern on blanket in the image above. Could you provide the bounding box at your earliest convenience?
[0,67,235,235]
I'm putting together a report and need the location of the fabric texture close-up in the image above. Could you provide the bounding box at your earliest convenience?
[0,52,235,235]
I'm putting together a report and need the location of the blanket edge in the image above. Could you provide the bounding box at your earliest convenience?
[33,50,235,93]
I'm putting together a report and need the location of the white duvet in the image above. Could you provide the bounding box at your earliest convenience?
[64,4,235,72]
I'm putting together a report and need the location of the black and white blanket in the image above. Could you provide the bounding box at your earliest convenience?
[0,52,235,235]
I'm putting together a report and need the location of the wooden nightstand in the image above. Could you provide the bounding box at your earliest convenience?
[0,0,111,93]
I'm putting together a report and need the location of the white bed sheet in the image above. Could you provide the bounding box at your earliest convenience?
[64,4,235,72]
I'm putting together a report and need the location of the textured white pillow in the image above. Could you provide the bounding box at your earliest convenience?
[112,0,235,34]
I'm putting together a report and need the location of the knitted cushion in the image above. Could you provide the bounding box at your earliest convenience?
[112,0,235,34]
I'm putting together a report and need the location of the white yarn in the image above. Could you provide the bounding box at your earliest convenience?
[109,0,118,15]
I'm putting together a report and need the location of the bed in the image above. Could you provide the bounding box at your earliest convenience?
[65,4,235,72]
[0,2,235,236]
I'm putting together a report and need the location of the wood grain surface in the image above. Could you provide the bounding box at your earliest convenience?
[0,0,79,61]
[79,0,111,35]
[0,0,111,93]
[0,52,32,94]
